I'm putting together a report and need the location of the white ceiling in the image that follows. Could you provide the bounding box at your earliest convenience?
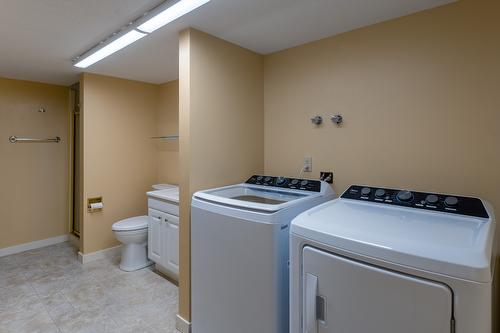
[0,0,455,85]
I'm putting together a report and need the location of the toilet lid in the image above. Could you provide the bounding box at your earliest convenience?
[112,216,149,231]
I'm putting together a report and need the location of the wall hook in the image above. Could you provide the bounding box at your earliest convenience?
[311,115,323,125]
[331,114,343,125]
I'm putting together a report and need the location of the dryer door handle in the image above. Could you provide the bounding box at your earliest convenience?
[304,273,318,333]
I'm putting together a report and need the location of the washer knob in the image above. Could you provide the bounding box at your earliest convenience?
[444,196,458,207]
[375,189,386,198]
[300,180,308,186]
[397,190,413,202]
[425,194,439,205]
[361,187,371,196]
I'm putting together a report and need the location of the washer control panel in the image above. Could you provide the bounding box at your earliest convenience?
[341,185,489,218]
[245,175,321,192]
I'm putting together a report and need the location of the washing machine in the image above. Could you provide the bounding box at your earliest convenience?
[290,185,497,333]
[191,175,336,333]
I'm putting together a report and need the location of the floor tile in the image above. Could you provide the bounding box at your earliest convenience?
[53,307,120,333]
[0,311,60,333]
[0,284,37,311]
[28,270,68,297]
[0,241,179,332]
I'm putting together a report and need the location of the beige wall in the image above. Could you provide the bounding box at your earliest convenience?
[178,28,264,320]
[264,0,499,328]
[80,73,159,254]
[0,77,70,249]
[264,0,500,208]
[157,80,180,185]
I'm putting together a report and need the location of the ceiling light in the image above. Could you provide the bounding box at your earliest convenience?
[73,0,211,68]
[74,30,146,68]
[137,0,211,33]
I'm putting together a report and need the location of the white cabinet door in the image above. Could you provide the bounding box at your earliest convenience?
[163,213,179,276]
[148,208,179,277]
[148,208,163,264]
[302,246,453,333]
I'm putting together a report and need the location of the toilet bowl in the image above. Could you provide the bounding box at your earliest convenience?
[112,216,152,271]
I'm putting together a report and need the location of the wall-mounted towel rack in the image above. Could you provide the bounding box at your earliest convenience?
[151,135,179,140]
[9,136,61,144]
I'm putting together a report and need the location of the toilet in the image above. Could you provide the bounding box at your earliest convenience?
[112,215,152,271]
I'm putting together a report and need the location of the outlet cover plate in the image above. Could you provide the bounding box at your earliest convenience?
[304,156,312,172]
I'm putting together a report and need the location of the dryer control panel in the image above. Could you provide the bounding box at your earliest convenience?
[245,175,321,192]
[341,185,489,218]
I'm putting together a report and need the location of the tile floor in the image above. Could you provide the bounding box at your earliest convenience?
[0,242,179,333]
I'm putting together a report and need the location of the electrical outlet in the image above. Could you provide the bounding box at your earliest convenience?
[320,172,334,184]
[303,156,312,172]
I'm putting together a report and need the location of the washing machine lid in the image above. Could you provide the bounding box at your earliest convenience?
[291,198,496,282]
[112,216,149,231]
[193,183,321,212]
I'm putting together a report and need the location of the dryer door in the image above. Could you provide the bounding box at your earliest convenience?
[302,246,453,333]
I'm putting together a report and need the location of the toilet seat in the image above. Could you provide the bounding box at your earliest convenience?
[112,215,148,232]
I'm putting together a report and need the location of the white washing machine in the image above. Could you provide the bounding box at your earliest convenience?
[191,175,336,333]
[290,185,497,333]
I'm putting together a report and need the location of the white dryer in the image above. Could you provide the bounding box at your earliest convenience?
[191,175,335,333]
[290,185,497,333]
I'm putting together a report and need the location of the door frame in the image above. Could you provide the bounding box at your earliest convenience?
[68,83,81,243]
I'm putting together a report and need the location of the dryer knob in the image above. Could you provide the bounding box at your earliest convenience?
[425,194,439,205]
[444,196,458,207]
[397,190,414,202]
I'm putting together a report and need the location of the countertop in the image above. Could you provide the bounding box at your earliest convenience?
[147,187,179,203]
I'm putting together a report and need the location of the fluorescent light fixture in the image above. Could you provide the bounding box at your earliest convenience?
[74,30,146,68]
[73,0,210,68]
[138,0,211,33]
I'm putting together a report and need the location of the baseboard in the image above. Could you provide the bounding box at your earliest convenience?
[0,234,69,257]
[176,314,191,333]
[78,245,121,264]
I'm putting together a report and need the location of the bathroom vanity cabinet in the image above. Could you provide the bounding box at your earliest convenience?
[147,189,179,279]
